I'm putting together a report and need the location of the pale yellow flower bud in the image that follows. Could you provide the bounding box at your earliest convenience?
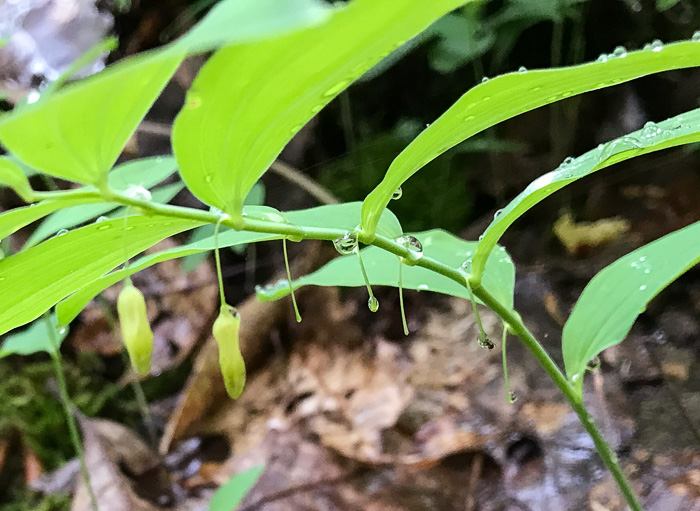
[117,282,153,375]
[212,305,245,399]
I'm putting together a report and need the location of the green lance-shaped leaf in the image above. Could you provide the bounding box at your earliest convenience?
[0,215,203,336]
[361,38,700,239]
[257,229,515,310]
[56,202,402,326]
[0,50,184,185]
[172,0,469,225]
[562,221,700,389]
[0,157,35,203]
[117,281,154,375]
[0,197,104,242]
[470,107,700,284]
[213,305,246,399]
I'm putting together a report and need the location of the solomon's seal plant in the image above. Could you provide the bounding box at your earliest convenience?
[1,1,700,509]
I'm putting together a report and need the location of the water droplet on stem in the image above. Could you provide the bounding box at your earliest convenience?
[396,235,423,265]
[333,232,358,255]
[368,296,379,312]
[124,185,152,201]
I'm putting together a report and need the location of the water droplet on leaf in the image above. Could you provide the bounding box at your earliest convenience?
[391,187,403,200]
[518,66,527,74]
[323,80,351,97]
[597,54,609,63]
[650,39,664,52]
[693,31,700,42]
[612,46,627,58]
[481,76,489,83]
[599,136,642,162]
[56,229,69,237]
[95,216,108,223]
[641,121,661,139]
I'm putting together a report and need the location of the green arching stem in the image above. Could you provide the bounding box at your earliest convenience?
[34,185,643,511]
[398,261,409,335]
[43,313,99,511]
[282,238,302,322]
[214,216,226,305]
[502,323,516,403]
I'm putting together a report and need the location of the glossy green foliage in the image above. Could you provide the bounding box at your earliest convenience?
[562,221,700,386]
[208,465,264,511]
[105,156,179,191]
[470,107,700,282]
[172,0,468,223]
[0,197,103,241]
[0,157,34,203]
[57,202,401,325]
[0,315,67,358]
[175,0,330,53]
[0,216,203,336]
[361,39,700,239]
[0,51,183,185]
[26,157,179,247]
[0,0,333,187]
[257,229,515,309]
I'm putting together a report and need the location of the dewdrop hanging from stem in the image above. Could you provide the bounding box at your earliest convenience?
[356,245,379,312]
[502,322,517,403]
[283,238,302,322]
[213,216,247,399]
[465,277,494,349]
[398,260,409,335]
